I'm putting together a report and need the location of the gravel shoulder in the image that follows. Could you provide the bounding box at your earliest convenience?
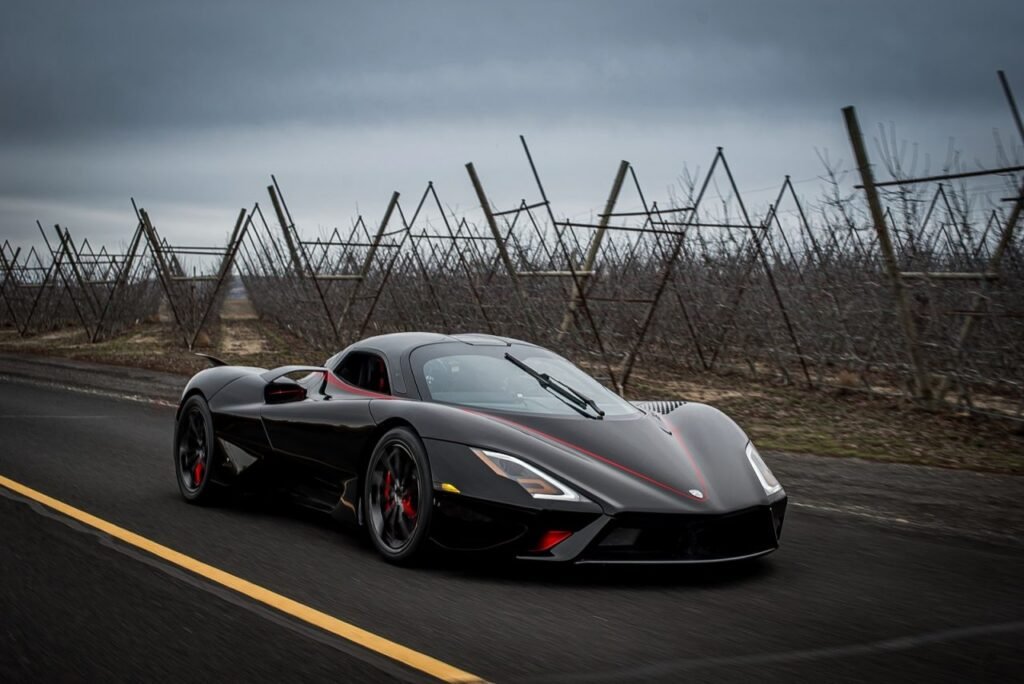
[0,352,187,404]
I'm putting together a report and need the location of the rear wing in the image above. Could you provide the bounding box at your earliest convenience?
[259,366,329,383]
[195,353,228,367]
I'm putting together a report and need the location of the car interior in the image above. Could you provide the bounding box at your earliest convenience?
[334,351,391,394]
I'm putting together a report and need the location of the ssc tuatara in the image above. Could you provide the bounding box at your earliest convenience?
[174,332,786,564]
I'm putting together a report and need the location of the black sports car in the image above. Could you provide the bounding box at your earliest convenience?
[174,332,786,564]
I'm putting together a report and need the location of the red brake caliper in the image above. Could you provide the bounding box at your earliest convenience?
[400,495,416,519]
[192,460,204,486]
[383,471,393,511]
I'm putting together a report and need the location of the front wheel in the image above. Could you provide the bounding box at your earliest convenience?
[174,395,221,504]
[363,427,433,564]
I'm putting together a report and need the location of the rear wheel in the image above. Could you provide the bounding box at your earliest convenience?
[364,427,433,564]
[174,395,221,504]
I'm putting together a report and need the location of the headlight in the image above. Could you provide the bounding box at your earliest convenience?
[471,449,583,502]
[746,442,782,496]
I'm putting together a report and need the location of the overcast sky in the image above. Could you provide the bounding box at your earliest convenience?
[1,0,1021,253]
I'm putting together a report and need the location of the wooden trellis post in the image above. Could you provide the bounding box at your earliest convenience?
[843,105,932,400]
[558,160,629,338]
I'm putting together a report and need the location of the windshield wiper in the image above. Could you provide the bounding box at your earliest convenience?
[504,353,605,419]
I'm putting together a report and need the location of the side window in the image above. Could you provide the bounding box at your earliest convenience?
[334,351,391,395]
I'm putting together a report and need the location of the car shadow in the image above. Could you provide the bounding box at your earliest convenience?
[422,549,776,589]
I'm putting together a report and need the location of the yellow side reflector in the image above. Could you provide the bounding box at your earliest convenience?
[440,482,461,494]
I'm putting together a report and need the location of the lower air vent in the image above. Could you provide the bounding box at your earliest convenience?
[584,507,778,562]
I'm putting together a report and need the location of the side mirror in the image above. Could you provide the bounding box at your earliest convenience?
[264,378,307,404]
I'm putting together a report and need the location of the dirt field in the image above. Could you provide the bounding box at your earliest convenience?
[1,296,1020,475]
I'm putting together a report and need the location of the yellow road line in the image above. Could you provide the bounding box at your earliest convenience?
[0,474,485,684]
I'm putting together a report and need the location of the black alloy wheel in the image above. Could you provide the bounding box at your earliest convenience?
[364,427,432,563]
[174,395,219,503]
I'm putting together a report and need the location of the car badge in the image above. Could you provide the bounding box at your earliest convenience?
[689,489,704,499]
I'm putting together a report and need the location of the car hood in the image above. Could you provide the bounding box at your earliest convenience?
[498,406,770,514]
[389,400,774,515]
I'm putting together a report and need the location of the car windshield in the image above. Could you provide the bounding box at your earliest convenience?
[411,344,638,417]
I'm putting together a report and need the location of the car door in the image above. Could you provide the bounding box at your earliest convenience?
[259,370,378,482]
[260,350,395,477]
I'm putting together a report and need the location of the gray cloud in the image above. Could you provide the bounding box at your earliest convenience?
[1,0,1021,248]
[4,0,1020,138]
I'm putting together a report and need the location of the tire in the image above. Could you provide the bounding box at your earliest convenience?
[174,394,221,504]
[363,426,433,564]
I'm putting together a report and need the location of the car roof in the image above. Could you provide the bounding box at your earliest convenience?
[324,332,550,400]
[325,332,539,368]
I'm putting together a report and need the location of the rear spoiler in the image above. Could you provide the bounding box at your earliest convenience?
[259,366,329,383]
[195,353,228,367]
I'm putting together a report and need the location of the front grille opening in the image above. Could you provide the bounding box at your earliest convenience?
[586,506,778,562]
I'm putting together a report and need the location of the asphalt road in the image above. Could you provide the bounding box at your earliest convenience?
[1,377,1022,683]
